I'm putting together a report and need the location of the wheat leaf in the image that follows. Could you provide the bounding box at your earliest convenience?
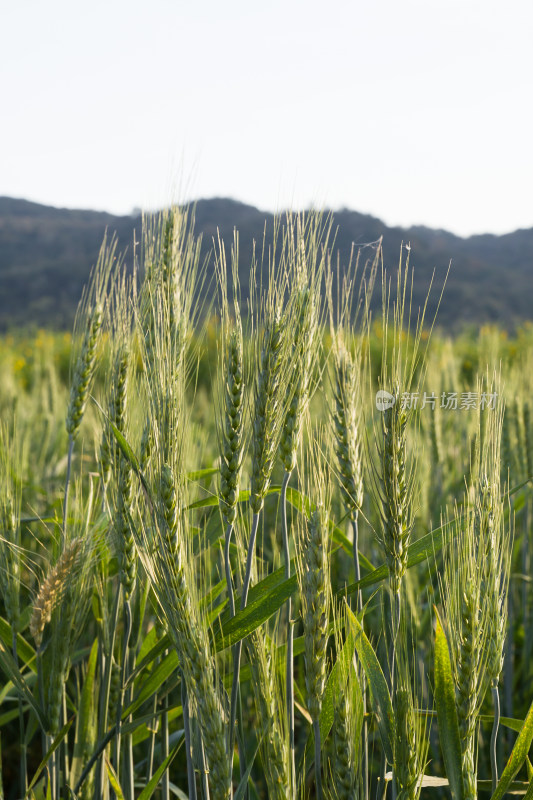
[346,602,395,764]
[434,610,464,800]
[491,698,533,800]
[136,737,183,800]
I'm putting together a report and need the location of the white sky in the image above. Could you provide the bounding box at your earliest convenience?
[2,0,532,236]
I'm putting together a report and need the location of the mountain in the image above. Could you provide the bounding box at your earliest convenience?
[0,196,531,331]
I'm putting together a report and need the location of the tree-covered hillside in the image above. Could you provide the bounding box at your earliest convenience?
[1,196,532,330]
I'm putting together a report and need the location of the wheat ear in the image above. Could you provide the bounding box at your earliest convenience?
[99,344,129,498]
[246,628,291,799]
[441,502,491,800]
[219,324,245,531]
[332,340,364,600]
[138,461,231,798]
[331,609,363,800]
[63,302,103,549]
[219,322,245,770]
[279,221,324,791]
[30,538,82,649]
[229,302,288,785]
[476,392,510,791]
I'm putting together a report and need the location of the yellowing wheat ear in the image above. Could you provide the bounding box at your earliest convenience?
[30,538,82,648]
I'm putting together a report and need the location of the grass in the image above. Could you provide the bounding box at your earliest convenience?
[0,204,532,799]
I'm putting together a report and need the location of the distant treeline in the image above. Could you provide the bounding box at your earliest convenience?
[1,195,532,331]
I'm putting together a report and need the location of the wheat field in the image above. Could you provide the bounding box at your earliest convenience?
[0,206,532,800]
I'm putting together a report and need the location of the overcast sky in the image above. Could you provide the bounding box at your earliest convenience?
[2,0,532,236]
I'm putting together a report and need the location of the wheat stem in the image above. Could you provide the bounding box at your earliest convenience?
[224,518,239,780]
[61,435,74,547]
[114,597,132,785]
[125,636,136,799]
[146,691,157,783]
[229,512,260,783]
[224,523,236,620]
[390,589,401,697]
[60,689,70,790]
[351,515,369,800]
[52,742,60,800]
[280,470,295,794]
[352,517,362,611]
[490,684,501,793]
[12,630,27,796]
[36,646,46,758]
[223,522,247,792]
[199,737,210,800]
[96,589,120,796]
[241,512,260,611]
[182,673,197,800]
[162,687,170,800]
[313,718,323,800]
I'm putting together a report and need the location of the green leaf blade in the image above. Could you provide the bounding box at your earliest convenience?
[346,603,395,764]
[434,611,464,800]
[137,737,183,800]
[215,575,298,651]
[491,698,533,800]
